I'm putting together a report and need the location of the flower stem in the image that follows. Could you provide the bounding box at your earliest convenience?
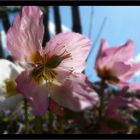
[99,80,106,125]
[48,112,53,133]
[35,116,43,134]
[24,98,30,134]
[58,117,64,134]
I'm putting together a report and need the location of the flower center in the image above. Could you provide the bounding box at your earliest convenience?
[31,51,71,84]
[97,67,119,83]
[4,79,17,97]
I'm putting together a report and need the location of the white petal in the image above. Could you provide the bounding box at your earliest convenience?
[0,94,23,111]
[0,59,24,110]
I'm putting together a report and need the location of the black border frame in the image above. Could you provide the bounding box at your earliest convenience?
[0,0,140,139]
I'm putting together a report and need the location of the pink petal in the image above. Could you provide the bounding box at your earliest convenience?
[117,62,140,81]
[106,87,140,122]
[51,73,99,112]
[45,32,92,73]
[127,97,140,110]
[117,81,140,92]
[128,83,140,92]
[16,70,49,116]
[95,39,109,68]
[54,68,72,84]
[106,97,128,122]
[111,61,131,79]
[106,40,134,63]
[106,87,129,121]
[96,39,135,70]
[7,6,44,63]
[49,99,64,116]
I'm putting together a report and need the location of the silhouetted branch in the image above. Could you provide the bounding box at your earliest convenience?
[42,6,50,47]
[53,6,62,34]
[0,12,10,33]
[71,6,82,33]
[0,33,4,58]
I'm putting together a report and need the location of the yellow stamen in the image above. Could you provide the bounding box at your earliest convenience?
[31,51,43,64]
[97,67,119,83]
[4,79,17,97]
[31,50,72,84]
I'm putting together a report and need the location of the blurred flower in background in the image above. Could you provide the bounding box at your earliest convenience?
[95,39,140,91]
[0,59,23,111]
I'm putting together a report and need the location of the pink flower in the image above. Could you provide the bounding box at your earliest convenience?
[95,39,140,90]
[106,87,140,122]
[103,87,140,133]
[7,6,99,116]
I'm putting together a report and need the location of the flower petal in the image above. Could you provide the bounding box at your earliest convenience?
[106,97,128,122]
[45,32,92,73]
[95,39,109,68]
[7,6,44,63]
[106,40,134,64]
[127,97,140,110]
[0,94,23,111]
[117,81,140,92]
[0,59,23,96]
[16,70,49,116]
[111,61,131,79]
[51,73,99,112]
[49,99,65,116]
[0,59,23,111]
[96,39,135,70]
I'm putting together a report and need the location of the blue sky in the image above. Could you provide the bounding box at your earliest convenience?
[1,6,140,83]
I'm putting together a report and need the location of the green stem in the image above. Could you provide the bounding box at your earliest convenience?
[48,112,53,133]
[24,98,30,134]
[58,117,64,134]
[35,116,43,134]
[99,80,106,123]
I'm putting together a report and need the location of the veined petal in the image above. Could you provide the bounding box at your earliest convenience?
[45,32,92,73]
[96,39,135,70]
[113,62,140,89]
[51,73,99,112]
[111,61,131,79]
[16,70,49,116]
[121,62,140,81]
[7,6,44,64]
[105,40,134,65]
[106,97,128,122]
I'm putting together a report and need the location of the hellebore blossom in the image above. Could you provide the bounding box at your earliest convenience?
[103,87,140,133]
[95,39,140,90]
[0,59,23,111]
[7,6,99,116]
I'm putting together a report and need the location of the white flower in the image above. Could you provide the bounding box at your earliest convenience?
[0,59,23,111]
